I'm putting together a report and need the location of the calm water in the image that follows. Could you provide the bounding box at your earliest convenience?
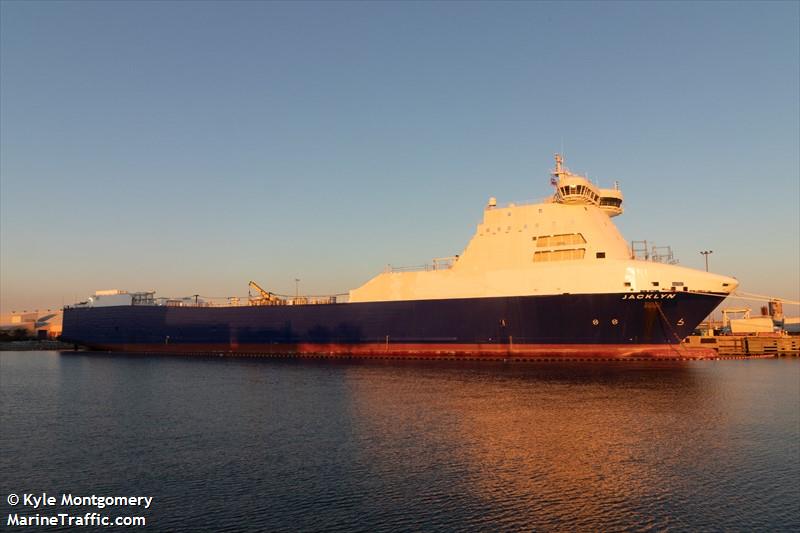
[1,352,798,532]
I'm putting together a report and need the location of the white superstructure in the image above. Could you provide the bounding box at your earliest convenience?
[349,155,738,303]
[77,290,156,307]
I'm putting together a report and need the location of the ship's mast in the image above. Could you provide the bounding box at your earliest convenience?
[552,153,565,180]
[554,153,563,176]
[550,153,566,187]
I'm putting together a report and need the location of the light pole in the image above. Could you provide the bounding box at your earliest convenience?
[700,250,713,272]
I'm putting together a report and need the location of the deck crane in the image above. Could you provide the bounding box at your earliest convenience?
[248,280,285,306]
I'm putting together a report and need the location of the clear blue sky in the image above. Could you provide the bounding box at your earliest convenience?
[1,1,798,313]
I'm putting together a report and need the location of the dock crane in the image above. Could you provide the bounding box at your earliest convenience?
[248,280,285,306]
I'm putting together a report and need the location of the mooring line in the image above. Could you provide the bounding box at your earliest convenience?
[654,302,690,358]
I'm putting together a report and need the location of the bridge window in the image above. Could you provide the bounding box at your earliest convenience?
[596,252,605,258]
[600,198,623,207]
[533,248,586,262]
[536,233,586,247]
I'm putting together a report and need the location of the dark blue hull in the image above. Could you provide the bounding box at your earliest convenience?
[62,292,725,357]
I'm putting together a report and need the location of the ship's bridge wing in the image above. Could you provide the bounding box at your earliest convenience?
[598,187,623,217]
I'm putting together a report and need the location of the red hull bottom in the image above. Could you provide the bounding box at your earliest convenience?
[81,342,720,360]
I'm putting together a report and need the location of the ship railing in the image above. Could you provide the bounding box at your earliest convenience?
[248,296,339,306]
[386,256,457,273]
[65,291,349,309]
[630,240,679,264]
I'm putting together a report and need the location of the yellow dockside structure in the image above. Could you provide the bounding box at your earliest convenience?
[684,335,799,357]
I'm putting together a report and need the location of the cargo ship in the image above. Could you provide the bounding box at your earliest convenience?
[62,155,738,359]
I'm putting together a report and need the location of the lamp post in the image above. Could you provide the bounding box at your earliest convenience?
[700,250,713,272]
[700,250,714,327]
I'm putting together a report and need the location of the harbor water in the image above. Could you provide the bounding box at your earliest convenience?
[1,351,798,531]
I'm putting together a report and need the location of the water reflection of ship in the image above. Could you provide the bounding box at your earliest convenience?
[343,362,733,529]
